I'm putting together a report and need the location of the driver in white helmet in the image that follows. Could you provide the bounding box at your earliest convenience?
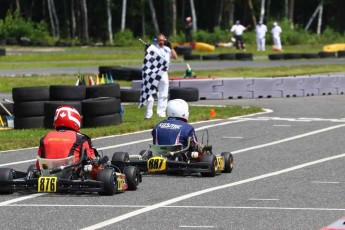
[152,99,198,150]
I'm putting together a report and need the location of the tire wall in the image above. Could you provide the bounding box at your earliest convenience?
[12,85,123,129]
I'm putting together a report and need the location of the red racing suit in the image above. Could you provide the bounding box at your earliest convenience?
[36,130,96,170]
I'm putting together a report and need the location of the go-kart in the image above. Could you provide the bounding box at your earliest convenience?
[0,149,142,196]
[128,130,234,177]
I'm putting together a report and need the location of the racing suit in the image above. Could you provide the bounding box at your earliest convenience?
[37,129,96,169]
[152,117,198,149]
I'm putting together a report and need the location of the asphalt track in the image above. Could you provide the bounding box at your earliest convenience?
[1,95,345,229]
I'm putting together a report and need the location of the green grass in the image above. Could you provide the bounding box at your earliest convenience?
[0,104,262,151]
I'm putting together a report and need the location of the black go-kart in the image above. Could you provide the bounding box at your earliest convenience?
[128,130,234,177]
[0,150,142,196]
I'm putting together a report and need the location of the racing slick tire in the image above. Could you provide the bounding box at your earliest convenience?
[97,169,117,196]
[221,152,234,173]
[27,164,39,179]
[12,86,50,103]
[200,154,217,177]
[123,166,140,190]
[111,152,130,171]
[0,168,15,194]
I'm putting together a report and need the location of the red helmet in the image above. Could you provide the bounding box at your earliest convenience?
[54,106,81,132]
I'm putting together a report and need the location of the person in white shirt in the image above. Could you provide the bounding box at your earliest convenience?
[255,21,267,51]
[271,21,282,51]
[144,34,177,119]
[230,20,247,50]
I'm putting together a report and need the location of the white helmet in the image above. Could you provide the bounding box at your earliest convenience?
[167,99,189,121]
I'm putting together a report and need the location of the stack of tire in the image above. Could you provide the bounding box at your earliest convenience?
[12,86,50,129]
[43,85,85,129]
[0,48,5,56]
[169,87,199,102]
[82,84,122,127]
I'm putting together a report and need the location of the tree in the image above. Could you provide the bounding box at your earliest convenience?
[148,0,159,34]
[190,0,197,31]
[106,0,113,44]
[121,0,127,32]
[81,0,89,43]
[172,0,177,38]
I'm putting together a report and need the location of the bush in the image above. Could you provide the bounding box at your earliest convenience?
[114,29,135,46]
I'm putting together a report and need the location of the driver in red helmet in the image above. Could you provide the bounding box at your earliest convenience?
[36,106,96,170]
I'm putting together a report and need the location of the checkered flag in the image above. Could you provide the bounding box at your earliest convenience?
[138,45,169,108]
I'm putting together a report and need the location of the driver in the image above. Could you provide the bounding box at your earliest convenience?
[152,99,198,150]
[36,106,96,170]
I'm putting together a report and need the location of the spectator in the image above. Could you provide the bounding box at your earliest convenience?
[271,21,282,51]
[185,17,193,42]
[255,21,267,51]
[230,20,248,50]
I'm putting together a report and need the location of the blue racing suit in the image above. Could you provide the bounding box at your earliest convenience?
[152,117,198,148]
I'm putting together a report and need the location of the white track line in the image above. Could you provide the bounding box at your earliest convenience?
[0,193,45,206]
[80,152,345,230]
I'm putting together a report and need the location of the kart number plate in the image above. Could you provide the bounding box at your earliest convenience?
[38,176,57,192]
[147,157,166,172]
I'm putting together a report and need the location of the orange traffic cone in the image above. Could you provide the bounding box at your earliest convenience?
[210,109,216,118]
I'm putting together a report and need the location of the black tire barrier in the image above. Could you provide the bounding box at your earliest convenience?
[120,89,141,102]
[169,87,199,102]
[174,46,192,55]
[99,66,132,81]
[50,85,86,101]
[0,48,5,56]
[129,67,142,81]
[337,51,345,58]
[219,53,236,60]
[44,116,55,129]
[202,54,219,60]
[82,97,121,117]
[44,101,82,117]
[0,102,13,115]
[14,116,45,129]
[268,54,284,60]
[183,54,201,60]
[12,86,50,103]
[318,51,336,58]
[83,113,122,128]
[301,53,319,59]
[13,101,46,117]
[283,53,302,60]
[85,83,121,99]
[6,38,17,46]
[235,53,253,61]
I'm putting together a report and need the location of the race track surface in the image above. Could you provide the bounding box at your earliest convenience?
[1,95,345,229]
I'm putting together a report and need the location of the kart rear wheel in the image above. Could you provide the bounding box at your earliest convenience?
[123,166,140,190]
[200,154,217,177]
[139,150,152,160]
[221,152,234,173]
[111,152,129,171]
[97,169,117,196]
[0,168,15,194]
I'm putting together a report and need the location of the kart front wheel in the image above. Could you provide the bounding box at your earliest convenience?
[0,168,15,194]
[111,152,129,171]
[97,169,117,196]
[221,152,234,173]
[200,154,217,177]
[124,166,140,190]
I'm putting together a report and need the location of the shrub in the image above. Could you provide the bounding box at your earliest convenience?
[114,29,135,46]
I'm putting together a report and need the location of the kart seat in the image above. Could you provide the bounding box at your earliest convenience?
[149,144,183,157]
[37,156,75,178]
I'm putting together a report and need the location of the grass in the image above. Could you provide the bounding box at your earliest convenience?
[0,104,262,151]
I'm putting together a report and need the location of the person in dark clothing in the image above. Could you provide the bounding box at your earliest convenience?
[185,17,193,42]
[152,99,198,149]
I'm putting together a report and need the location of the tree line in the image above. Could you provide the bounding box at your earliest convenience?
[0,0,343,45]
